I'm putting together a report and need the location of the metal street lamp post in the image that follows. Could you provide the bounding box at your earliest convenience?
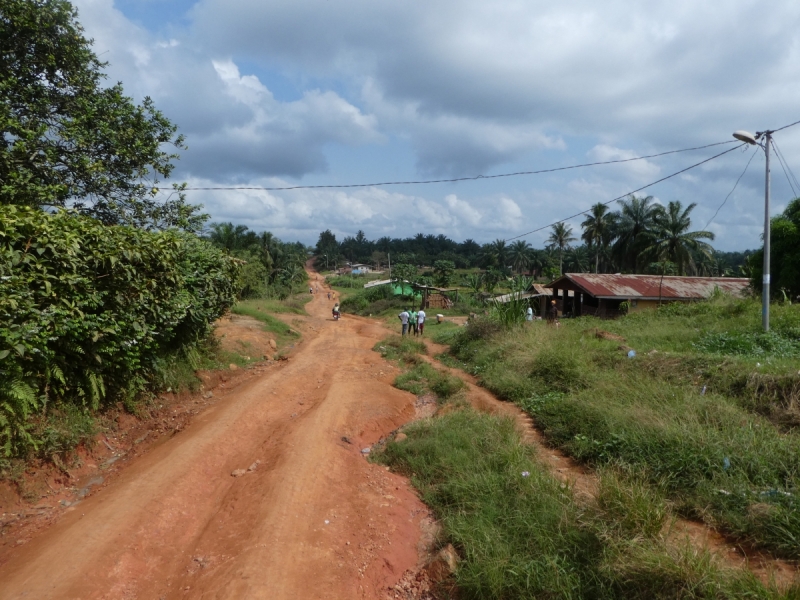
[733,129,772,331]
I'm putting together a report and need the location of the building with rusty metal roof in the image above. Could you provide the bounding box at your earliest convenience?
[545,274,752,318]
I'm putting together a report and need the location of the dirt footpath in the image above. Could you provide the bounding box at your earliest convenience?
[0,278,429,600]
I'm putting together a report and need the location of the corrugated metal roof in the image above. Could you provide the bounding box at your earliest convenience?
[545,274,751,300]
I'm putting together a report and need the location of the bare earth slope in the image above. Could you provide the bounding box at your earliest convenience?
[0,277,427,600]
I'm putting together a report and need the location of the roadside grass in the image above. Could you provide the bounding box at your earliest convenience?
[375,408,787,599]
[395,363,466,399]
[429,320,463,345]
[231,302,302,350]
[444,297,800,560]
[375,335,465,400]
[235,295,310,316]
[374,335,427,364]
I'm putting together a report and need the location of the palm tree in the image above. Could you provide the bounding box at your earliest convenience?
[509,240,532,274]
[612,195,659,272]
[641,201,715,275]
[480,239,509,269]
[209,222,249,251]
[581,203,614,273]
[546,223,577,274]
[564,245,591,273]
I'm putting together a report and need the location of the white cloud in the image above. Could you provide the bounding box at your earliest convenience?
[444,194,483,227]
[587,145,660,180]
[70,0,800,249]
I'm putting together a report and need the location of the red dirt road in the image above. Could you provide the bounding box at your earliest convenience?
[0,279,428,599]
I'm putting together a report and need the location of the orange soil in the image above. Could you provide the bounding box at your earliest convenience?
[0,274,430,600]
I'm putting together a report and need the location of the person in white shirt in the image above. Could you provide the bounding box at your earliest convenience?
[526,306,533,321]
[417,309,426,335]
[398,309,410,336]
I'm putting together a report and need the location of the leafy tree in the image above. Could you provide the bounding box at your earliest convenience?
[314,229,339,269]
[1,0,200,229]
[750,198,800,300]
[641,201,714,275]
[433,260,455,287]
[390,263,416,294]
[546,223,576,274]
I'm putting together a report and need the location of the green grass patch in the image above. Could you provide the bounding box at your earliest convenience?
[375,409,786,599]
[231,302,301,349]
[429,320,462,344]
[374,335,426,364]
[442,300,800,559]
[235,295,310,315]
[394,362,465,399]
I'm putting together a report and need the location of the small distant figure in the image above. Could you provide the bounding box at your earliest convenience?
[398,309,410,336]
[526,305,533,322]
[309,287,313,294]
[417,309,426,335]
[409,309,418,336]
[332,303,340,320]
[546,300,559,326]
[327,292,331,300]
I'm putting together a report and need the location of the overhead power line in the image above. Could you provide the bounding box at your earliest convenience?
[771,139,800,199]
[503,143,745,243]
[160,140,737,193]
[703,146,759,231]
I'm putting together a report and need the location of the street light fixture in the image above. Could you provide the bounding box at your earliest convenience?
[733,128,772,331]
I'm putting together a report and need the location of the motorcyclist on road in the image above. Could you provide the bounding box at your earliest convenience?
[332,303,340,320]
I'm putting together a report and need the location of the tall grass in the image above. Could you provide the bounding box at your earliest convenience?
[445,299,800,559]
[376,409,787,599]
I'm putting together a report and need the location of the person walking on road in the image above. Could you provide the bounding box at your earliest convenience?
[398,309,410,336]
[417,309,426,336]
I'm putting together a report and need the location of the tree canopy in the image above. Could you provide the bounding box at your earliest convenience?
[750,198,800,301]
[0,0,202,230]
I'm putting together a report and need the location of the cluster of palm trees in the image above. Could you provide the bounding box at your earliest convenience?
[500,195,716,277]
[207,223,308,296]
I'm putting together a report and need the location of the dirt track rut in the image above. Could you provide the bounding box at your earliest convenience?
[0,280,427,599]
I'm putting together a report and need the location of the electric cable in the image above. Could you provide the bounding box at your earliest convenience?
[771,139,800,198]
[158,140,737,193]
[503,143,744,243]
[772,118,800,134]
[702,146,759,231]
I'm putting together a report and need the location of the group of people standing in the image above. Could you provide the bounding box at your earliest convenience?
[398,308,426,336]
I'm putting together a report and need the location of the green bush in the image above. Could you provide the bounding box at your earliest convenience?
[0,206,239,456]
[693,331,800,358]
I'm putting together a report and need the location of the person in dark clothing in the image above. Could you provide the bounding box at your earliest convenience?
[546,300,559,325]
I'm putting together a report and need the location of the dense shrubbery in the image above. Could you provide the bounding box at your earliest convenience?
[339,283,404,315]
[0,206,239,455]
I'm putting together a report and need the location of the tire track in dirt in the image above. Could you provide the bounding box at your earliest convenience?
[418,336,799,590]
[0,274,430,600]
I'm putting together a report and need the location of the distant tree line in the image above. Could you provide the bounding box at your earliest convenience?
[313,195,754,280]
[206,223,309,298]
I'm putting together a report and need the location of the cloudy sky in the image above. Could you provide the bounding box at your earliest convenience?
[74,0,800,250]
